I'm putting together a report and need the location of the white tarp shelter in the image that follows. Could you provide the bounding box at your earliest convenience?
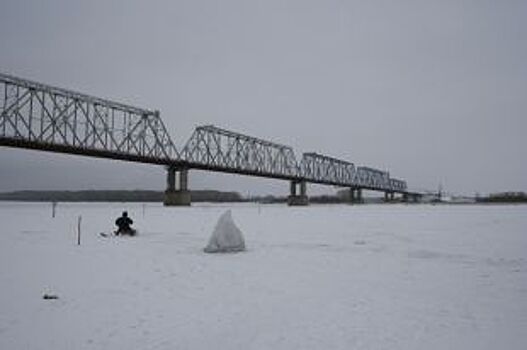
[204,210,246,253]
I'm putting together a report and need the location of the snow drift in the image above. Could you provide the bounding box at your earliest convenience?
[204,210,246,253]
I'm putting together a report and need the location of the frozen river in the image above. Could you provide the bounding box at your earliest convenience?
[1,202,526,349]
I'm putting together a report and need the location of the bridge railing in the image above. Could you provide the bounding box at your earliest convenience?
[0,73,178,163]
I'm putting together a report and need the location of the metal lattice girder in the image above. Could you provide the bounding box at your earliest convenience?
[182,125,300,178]
[356,166,391,190]
[389,178,407,192]
[300,153,406,191]
[1,72,413,194]
[0,73,179,164]
[300,152,357,185]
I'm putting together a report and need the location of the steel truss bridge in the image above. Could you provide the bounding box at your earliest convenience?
[0,73,420,205]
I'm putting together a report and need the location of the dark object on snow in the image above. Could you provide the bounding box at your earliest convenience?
[43,294,59,300]
[115,211,136,236]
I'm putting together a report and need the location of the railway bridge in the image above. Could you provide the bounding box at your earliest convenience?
[0,73,421,205]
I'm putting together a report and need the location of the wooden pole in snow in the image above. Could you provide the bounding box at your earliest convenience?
[77,215,82,245]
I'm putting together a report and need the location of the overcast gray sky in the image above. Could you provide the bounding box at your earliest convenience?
[1,0,526,196]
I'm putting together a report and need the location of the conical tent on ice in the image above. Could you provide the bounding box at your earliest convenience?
[204,210,246,253]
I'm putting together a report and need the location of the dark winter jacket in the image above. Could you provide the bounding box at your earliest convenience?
[115,216,133,232]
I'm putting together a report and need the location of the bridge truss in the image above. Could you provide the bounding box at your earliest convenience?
[301,152,356,186]
[182,125,300,179]
[0,73,178,165]
[301,152,407,192]
[1,72,412,199]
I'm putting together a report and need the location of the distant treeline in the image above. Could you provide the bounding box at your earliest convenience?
[477,192,527,203]
[6,190,524,204]
[250,194,385,204]
[0,190,350,204]
[0,190,243,202]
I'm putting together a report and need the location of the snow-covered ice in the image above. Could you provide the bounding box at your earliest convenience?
[0,202,526,349]
[204,210,246,253]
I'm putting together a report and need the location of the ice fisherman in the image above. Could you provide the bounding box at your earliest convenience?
[115,211,136,236]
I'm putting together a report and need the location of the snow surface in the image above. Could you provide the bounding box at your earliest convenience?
[204,210,246,253]
[0,202,526,349]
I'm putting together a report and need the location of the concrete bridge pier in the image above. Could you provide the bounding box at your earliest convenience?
[349,188,363,204]
[385,191,397,202]
[288,180,309,206]
[402,193,420,203]
[164,166,191,206]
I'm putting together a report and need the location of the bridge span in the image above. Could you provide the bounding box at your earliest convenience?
[0,72,421,205]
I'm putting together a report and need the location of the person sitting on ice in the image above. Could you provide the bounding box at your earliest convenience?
[115,211,136,236]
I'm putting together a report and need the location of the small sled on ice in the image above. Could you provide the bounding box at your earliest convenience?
[115,228,137,236]
[99,228,137,238]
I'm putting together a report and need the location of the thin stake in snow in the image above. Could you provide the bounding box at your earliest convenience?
[51,201,57,218]
[77,215,82,245]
